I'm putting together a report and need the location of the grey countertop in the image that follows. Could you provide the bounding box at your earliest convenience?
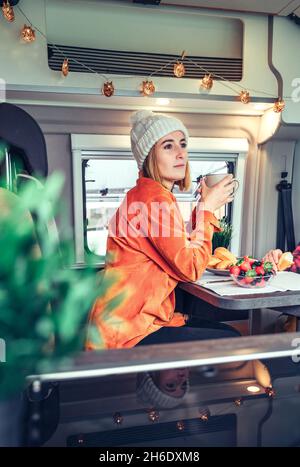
[179,282,300,311]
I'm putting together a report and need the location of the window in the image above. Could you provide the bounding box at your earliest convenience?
[84,158,231,257]
[85,158,139,257]
[72,135,248,265]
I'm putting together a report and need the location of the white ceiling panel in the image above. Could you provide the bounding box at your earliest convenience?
[160,0,300,16]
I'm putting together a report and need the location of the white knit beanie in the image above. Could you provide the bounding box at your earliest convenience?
[130,110,189,170]
[136,372,190,409]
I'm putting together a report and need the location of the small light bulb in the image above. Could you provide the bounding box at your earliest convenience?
[156,98,170,106]
[246,385,261,393]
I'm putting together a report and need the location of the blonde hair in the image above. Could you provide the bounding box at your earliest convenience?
[142,146,191,192]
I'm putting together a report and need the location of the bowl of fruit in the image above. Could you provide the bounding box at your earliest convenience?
[229,257,276,288]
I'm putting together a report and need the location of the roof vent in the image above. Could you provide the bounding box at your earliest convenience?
[48,45,242,81]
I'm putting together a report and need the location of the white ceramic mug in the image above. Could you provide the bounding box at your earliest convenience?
[205,173,239,194]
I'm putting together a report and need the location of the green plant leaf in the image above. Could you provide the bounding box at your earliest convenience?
[212,216,233,251]
[0,172,123,399]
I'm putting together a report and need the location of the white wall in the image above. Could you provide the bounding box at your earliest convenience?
[273,17,300,125]
[254,140,295,259]
[46,0,243,58]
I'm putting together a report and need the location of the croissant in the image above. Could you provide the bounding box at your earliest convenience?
[278,252,294,271]
[208,256,222,267]
[214,247,236,264]
[215,259,234,270]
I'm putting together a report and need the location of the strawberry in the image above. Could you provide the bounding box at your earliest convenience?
[255,266,265,275]
[241,278,249,285]
[248,257,257,266]
[240,262,251,272]
[230,265,240,276]
[244,276,254,284]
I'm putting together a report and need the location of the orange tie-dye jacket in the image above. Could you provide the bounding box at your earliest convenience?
[86,177,221,350]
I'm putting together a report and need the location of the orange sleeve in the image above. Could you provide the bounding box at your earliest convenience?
[144,196,221,283]
[187,205,221,235]
[189,205,198,233]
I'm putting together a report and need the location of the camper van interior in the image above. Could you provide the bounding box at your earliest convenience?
[1,0,300,448]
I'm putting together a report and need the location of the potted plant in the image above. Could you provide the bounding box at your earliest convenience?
[212,216,233,251]
[0,171,122,446]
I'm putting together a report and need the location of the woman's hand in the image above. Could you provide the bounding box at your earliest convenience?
[198,175,236,213]
[263,249,283,271]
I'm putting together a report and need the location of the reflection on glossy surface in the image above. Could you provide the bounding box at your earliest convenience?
[136,369,190,408]
[24,357,300,447]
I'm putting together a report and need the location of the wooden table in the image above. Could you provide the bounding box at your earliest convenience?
[179,282,300,332]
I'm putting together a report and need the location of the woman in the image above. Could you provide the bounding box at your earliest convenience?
[86,110,238,350]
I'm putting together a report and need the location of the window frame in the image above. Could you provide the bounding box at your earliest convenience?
[71,134,248,266]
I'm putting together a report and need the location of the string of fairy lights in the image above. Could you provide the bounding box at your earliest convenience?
[1,0,286,112]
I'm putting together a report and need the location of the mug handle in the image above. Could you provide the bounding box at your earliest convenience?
[232,178,239,194]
